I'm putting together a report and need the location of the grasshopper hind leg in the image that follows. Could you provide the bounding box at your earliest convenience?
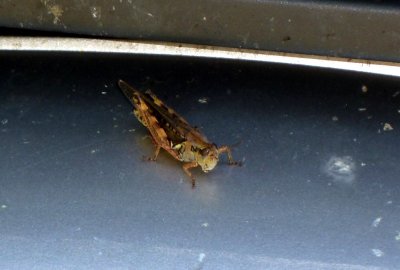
[141,134,162,162]
[143,145,161,162]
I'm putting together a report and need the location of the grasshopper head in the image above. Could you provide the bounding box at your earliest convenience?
[198,144,219,172]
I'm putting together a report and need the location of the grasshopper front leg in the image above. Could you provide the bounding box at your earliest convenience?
[183,162,199,188]
[218,146,241,166]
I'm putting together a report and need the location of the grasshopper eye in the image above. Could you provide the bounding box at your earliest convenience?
[200,148,210,156]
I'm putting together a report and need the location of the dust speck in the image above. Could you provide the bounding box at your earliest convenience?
[198,253,206,262]
[201,222,209,227]
[332,116,339,121]
[371,217,382,228]
[198,97,209,104]
[323,156,355,184]
[90,6,101,20]
[383,123,393,131]
[361,85,368,93]
[395,232,400,241]
[1,204,7,209]
[47,4,64,24]
[371,248,384,257]
[1,119,8,125]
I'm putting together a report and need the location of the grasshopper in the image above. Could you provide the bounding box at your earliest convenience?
[118,80,240,187]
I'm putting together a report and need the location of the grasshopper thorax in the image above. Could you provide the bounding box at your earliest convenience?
[174,142,220,172]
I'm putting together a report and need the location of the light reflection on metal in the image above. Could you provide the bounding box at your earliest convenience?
[1,37,399,77]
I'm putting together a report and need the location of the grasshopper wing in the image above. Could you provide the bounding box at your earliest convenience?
[118,80,173,155]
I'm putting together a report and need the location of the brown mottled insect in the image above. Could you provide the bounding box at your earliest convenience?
[118,80,240,187]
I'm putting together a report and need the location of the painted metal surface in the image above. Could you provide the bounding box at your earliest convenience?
[1,1,400,62]
[0,53,399,269]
